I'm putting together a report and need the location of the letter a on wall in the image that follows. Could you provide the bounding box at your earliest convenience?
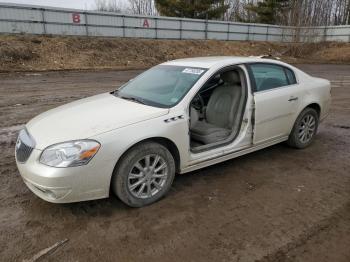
[143,19,150,28]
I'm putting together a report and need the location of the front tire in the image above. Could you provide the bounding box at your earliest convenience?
[112,142,175,207]
[287,107,319,149]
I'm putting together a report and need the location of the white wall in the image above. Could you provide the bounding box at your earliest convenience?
[0,3,349,42]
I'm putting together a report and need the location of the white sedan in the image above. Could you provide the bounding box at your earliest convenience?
[15,57,331,207]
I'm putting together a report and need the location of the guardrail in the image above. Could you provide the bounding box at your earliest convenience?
[0,3,349,42]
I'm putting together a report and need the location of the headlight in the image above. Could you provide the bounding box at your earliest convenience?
[40,140,100,168]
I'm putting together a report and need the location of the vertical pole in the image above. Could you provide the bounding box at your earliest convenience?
[205,14,208,40]
[266,26,269,41]
[84,12,88,36]
[293,26,296,43]
[227,22,230,41]
[323,26,327,42]
[247,24,250,41]
[41,8,46,35]
[155,18,158,39]
[122,15,125,37]
[180,19,182,40]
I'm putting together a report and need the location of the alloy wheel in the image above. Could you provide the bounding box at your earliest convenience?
[127,154,168,199]
[298,114,316,144]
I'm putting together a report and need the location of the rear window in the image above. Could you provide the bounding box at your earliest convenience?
[285,68,297,85]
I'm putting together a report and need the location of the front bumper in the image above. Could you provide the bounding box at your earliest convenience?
[16,149,113,203]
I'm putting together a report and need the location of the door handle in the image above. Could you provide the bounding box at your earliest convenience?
[288,96,298,102]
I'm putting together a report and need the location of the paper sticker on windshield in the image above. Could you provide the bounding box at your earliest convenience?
[182,68,205,75]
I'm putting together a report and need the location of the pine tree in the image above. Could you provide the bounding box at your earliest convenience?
[246,0,290,24]
[155,0,229,20]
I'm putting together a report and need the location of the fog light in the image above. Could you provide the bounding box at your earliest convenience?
[46,190,57,200]
[24,180,71,200]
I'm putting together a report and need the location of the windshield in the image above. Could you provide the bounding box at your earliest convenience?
[115,65,207,108]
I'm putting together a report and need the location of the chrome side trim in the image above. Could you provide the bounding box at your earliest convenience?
[180,136,288,174]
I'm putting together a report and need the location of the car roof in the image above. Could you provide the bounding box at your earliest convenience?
[162,56,283,69]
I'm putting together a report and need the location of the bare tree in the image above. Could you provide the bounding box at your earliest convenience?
[94,0,126,13]
[94,0,349,26]
[222,0,350,26]
[128,0,158,16]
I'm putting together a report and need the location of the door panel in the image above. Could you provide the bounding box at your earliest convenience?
[253,85,301,144]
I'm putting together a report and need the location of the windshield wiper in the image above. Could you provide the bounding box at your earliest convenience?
[119,95,146,105]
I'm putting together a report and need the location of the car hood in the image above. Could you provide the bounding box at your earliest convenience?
[26,93,169,149]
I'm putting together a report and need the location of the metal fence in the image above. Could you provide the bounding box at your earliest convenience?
[0,3,349,42]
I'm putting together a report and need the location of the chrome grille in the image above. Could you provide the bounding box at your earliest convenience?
[15,129,35,163]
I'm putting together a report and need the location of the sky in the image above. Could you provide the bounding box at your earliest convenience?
[0,0,129,10]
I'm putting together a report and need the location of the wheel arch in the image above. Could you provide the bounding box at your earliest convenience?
[287,102,321,148]
[112,137,181,176]
[289,102,321,137]
[305,103,321,118]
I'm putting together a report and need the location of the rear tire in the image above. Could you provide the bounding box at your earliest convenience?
[112,142,175,207]
[287,107,319,149]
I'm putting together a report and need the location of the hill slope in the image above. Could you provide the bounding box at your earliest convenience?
[0,35,349,72]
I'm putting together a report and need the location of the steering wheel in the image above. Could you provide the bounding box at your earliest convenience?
[191,93,205,113]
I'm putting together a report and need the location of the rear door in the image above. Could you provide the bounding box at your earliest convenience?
[247,63,302,144]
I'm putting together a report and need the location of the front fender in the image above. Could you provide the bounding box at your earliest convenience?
[90,113,189,194]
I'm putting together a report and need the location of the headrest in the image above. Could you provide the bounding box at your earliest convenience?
[221,71,240,84]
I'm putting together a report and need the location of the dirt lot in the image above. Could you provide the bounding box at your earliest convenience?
[0,64,350,262]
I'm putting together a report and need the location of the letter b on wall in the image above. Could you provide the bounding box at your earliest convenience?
[72,13,81,24]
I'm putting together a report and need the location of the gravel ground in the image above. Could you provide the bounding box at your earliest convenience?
[0,64,350,262]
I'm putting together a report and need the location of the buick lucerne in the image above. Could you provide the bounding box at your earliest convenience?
[15,57,331,207]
